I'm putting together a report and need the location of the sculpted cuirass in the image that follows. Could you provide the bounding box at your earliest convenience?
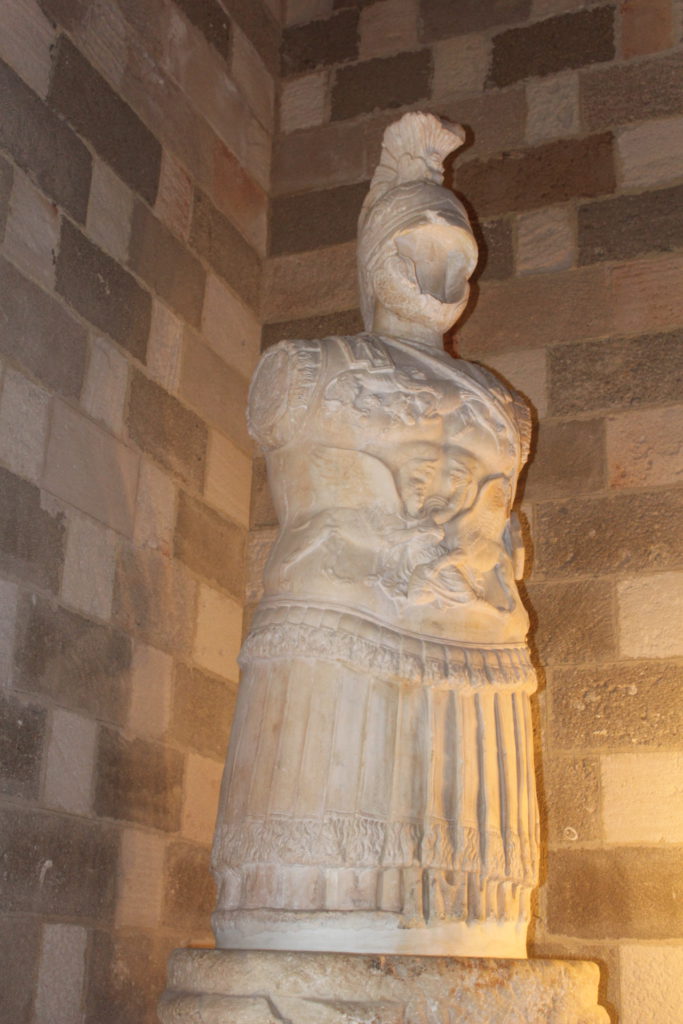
[211,332,540,958]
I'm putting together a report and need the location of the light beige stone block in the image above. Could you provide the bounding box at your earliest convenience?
[232,24,275,130]
[0,578,18,684]
[516,206,575,274]
[280,73,327,134]
[81,335,129,435]
[359,0,418,60]
[128,641,173,739]
[193,583,242,681]
[286,0,332,25]
[43,400,139,535]
[75,0,127,89]
[182,751,223,843]
[432,34,491,98]
[86,159,133,263]
[481,348,547,419]
[116,827,167,928]
[34,923,87,1024]
[205,430,252,528]
[3,169,59,290]
[620,944,683,1024]
[602,752,683,844]
[611,252,683,338]
[0,0,54,98]
[134,458,177,556]
[618,572,683,659]
[526,72,579,144]
[61,511,118,619]
[607,405,683,489]
[155,149,194,241]
[43,708,97,815]
[202,274,261,380]
[0,367,50,483]
[618,116,683,188]
[147,298,183,394]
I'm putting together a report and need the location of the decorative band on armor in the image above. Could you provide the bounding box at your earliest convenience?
[239,601,536,693]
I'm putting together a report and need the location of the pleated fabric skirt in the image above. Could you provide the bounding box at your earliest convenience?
[212,601,539,954]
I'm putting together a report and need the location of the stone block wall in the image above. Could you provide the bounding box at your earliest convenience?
[248,2,683,1021]
[0,0,278,1020]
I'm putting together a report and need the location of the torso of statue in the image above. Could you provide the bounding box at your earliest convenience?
[250,333,530,645]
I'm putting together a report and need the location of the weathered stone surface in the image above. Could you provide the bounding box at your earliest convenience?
[174,492,246,599]
[160,949,608,1023]
[162,842,216,933]
[0,691,46,799]
[34,923,88,1024]
[43,707,97,815]
[607,404,683,489]
[270,181,368,256]
[543,755,600,844]
[129,201,206,327]
[85,929,165,1024]
[525,579,616,664]
[331,50,431,121]
[359,0,418,60]
[13,593,131,723]
[222,0,280,75]
[0,807,118,918]
[432,33,491,98]
[488,6,614,88]
[534,490,683,578]
[263,242,357,321]
[172,0,232,63]
[56,220,151,362]
[419,0,531,40]
[0,466,65,593]
[602,751,683,844]
[475,216,514,280]
[516,205,575,273]
[578,184,683,265]
[128,370,208,490]
[280,72,327,134]
[482,347,547,419]
[551,661,683,750]
[116,827,167,929]
[0,368,50,485]
[547,331,683,415]
[523,418,605,500]
[611,252,683,338]
[0,256,87,399]
[249,458,278,527]
[0,152,12,240]
[281,8,359,75]
[547,848,683,940]
[178,339,250,455]
[456,133,615,217]
[261,309,364,351]
[617,116,683,190]
[3,167,59,291]
[192,583,242,681]
[526,71,579,144]
[169,663,235,760]
[182,751,224,843]
[94,726,183,830]
[81,335,129,436]
[620,945,683,1024]
[86,158,133,263]
[0,915,41,1023]
[204,431,252,528]
[581,50,683,132]
[49,35,161,203]
[201,270,261,378]
[113,545,197,656]
[0,57,92,222]
[190,190,261,311]
[621,0,674,59]
[617,572,683,660]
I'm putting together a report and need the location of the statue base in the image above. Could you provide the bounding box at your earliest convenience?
[158,948,609,1023]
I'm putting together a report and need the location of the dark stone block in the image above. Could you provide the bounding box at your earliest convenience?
[13,594,132,724]
[525,579,616,665]
[222,0,280,74]
[270,181,368,256]
[523,418,605,500]
[456,133,616,218]
[0,915,41,1023]
[578,185,683,265]
[581,50,683,132]
[162,842,215,931]
[56,221,151,362]
[129,202,205,327]
[250,457,278,528]
[128,370,208,490]
[419,0,531,41]
[0,467,65,593]
[547,847,683,939]
[171,0,232,63]
[190,190,261,311]
[535,490,683,578]
[548,330,683,416]
[113,546,196,656]
[473,217,514,281]
[0,257,88,398]
[84,929,164,1024]
[0,153,13,241]
[0,57,92,222]
[94,727,183,831]
[551,661,683,750]
[261,309,364,351]
[48,36,161,204]
[331,50,432,122]
[0,808,118,918]
[174,492,246,599]
[0,692,46,799]
[170,664,235,759]
[488,6,615,88]
[543,756,601,844]
[282,8,359,76]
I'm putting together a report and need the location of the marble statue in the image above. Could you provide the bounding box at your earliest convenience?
[211,112,539,960]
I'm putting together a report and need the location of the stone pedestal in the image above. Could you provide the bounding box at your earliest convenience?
[158,949,609,1023]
